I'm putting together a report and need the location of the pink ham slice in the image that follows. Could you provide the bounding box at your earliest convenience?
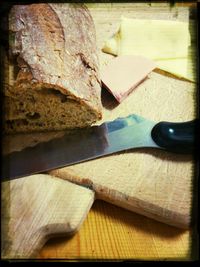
[101,55,156,103]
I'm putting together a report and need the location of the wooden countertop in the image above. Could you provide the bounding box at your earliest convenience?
[38,199,195,260]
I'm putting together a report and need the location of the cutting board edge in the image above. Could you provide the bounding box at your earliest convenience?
[97,193,191,229]
[50,170,191,229]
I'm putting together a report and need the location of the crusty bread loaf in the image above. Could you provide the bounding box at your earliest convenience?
[4,3,102,133]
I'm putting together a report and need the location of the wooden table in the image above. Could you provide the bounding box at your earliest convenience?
[38,199,196,260]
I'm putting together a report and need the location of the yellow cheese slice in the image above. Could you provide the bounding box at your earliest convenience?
[102,32,119,56]
[156,58,194,81]
[102,17,195,81]
[119,17,191,60]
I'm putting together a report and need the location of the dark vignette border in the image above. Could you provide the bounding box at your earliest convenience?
[0,0,199,263]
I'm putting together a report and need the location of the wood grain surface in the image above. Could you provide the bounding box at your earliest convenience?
[38,199,193,260]
[50,69,195,229]
[1,175,94,259]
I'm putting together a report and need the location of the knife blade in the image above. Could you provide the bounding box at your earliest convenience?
[2,114,196,181]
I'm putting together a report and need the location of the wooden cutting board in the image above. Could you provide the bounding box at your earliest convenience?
[50,4,195,229]
[1,174,95,259]
[1,3,196,259]
[50,68,195,227]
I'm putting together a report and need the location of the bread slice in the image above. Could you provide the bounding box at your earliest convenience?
[4,3,102,133]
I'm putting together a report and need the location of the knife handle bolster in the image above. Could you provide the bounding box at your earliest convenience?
[151,120,198,154]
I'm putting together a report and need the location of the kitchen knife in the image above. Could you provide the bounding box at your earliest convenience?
[2,114,197,181]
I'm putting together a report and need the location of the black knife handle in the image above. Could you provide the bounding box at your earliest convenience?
[151,120,198,154]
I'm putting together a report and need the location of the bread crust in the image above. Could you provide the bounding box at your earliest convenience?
[4,3,102,133]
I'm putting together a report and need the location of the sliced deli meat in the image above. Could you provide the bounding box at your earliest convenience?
[101,55,156,103]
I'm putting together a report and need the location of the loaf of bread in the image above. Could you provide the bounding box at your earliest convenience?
[4,3,102,133]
